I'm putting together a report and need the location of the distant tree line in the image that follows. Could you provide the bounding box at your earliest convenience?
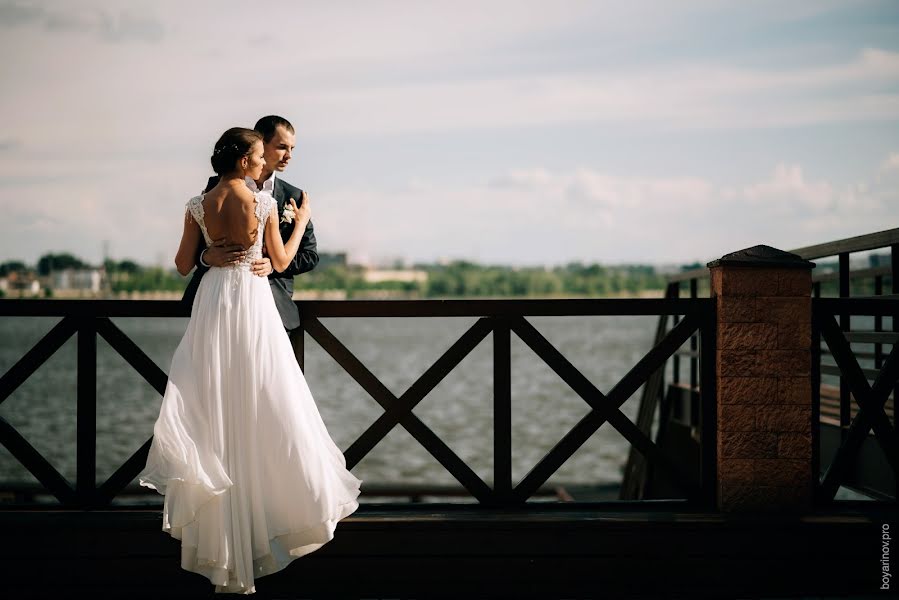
[2,253,682,298]
[301,261,669,298]
[0,253,184,293]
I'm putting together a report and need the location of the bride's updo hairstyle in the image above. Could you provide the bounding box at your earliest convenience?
[210,127,263,176]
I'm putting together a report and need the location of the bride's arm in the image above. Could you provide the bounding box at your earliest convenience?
[264,196,310,272]
[175,210,203,276]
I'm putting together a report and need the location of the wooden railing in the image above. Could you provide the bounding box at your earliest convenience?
[630,228,899,503]
[0,298,717,509]
[813,297,898,501]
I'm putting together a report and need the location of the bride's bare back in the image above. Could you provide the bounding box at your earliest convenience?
[201,185,260,250]
[173,131,311,277]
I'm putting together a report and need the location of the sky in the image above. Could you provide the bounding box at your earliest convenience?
[0,0,898,268]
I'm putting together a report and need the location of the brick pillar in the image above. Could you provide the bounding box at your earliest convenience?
[708,245,815,512]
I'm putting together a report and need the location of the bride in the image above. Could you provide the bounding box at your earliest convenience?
[139,127,362,595]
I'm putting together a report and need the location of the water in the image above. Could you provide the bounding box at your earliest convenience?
[0,314,659,498]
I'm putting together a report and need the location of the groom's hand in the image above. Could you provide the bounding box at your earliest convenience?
[251,258,272,277]
[204,238,246,267]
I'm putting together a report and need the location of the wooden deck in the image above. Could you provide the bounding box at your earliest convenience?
[1,502,892,599]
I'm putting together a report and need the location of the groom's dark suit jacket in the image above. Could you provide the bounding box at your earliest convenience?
[181,176,319,331]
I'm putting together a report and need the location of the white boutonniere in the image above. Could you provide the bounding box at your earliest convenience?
[280,203,296,224]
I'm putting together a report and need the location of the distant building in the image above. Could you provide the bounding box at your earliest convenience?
[362,269,428,284]
[50,268,106,295]
[1,272,41,297]
[318,252,348,268]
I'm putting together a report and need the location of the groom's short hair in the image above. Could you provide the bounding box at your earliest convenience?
[254,115,295,143]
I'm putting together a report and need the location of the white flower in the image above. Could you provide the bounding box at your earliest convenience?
[280,204,296,224]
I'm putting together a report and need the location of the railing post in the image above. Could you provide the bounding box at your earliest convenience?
[290,326,305,373]
[493,317,512,504]
[708,246,815,512]
[77,318,97,508]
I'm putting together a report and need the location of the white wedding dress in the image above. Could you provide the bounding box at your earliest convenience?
[139,191,362,594]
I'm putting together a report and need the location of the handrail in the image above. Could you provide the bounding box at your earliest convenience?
[791,227,899,261]
[666,227,899,284]
[0,298,711,318]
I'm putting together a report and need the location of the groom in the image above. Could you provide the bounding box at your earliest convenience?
[182,115,318,334]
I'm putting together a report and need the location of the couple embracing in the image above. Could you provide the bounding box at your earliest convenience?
[139,115,362,595]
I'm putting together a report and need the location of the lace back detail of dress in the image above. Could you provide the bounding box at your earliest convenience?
[248,192,275,263]
[187,192,275,269]
[187,196,212,246]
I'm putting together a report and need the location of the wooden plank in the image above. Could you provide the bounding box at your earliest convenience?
[0,507,891,599]
[76,319,97,508]
[0,298,714,318]
[0,556,876,599]
[493,318,512,502]
[0,299,190,318]
[790,226,899,260]
[300,298,712,318]
[0,524,880,559]
[1,506,891,553]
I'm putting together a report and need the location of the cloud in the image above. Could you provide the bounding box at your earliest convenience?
[257,47,899,137]
[2,3,898,153]
[1,2,897,267]
[881,153,899,172]
[0,1,164,43]
[306,160,894,266]
[0,150,895,268]
[742,164,835,212]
